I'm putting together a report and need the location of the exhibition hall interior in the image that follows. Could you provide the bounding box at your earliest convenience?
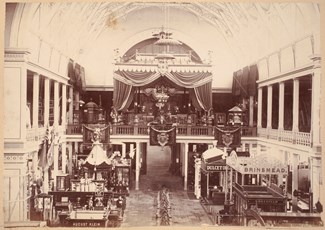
[3,1,324,228]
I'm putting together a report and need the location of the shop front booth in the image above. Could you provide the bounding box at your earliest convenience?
[226,151,295,226]
[49,130,129,227]
[196,147,227,205]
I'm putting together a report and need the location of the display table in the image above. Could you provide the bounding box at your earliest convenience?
[66,210,109,227]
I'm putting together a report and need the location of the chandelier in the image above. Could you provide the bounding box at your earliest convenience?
[153,3,181,61]
[144,85,175,110]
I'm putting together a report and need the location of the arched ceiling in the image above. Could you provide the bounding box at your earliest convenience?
[7,1,320,88]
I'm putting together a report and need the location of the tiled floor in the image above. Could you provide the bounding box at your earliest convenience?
[120,166,212,227]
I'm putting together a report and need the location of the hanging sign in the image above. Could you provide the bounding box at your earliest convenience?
[149,126,176,147]
[214,127,241,147]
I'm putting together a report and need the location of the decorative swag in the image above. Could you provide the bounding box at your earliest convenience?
[149,126,176,147]
[214,126,241,147]
[113,70,212,111]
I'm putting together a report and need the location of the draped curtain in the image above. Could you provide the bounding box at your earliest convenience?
[232,64,259,97]
[113,70,212,111]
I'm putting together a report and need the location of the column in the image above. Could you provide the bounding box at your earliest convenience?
[121,143,126,158]
[134,143,140,190]
[292,78,300,132]
[62,84,67,126]
[257,87,263,128]
[292,153,299,212]
[241,174,244,185]
[241,142,246,151]
[44,78,50,126]
[54,82,59,127]
[249,96,254,127]
[206,174,209,197]
[267,85,273,129]
[32,73,40,128]
[278,82,285,130]
[310,55,321,147]
[68,86,73,124]
[225,165,228,202]
[310,156,321,208]
[184,142,189,190]
[230,168,233,202]
[53,143,59,190]
[68,142,73,175]
[61,142,67,174]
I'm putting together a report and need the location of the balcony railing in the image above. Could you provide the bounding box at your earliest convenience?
[26,127,46,142]
[258,128,311,147]
[66,124,83,135]
[67,124,257,137]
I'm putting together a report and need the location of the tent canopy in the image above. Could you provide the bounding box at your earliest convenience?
[83,143,112,169]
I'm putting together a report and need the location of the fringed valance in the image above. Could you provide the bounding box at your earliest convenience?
[113,69,212,112]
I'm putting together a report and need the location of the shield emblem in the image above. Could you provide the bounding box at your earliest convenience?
[222,133,233,147]
[157,132,169,147]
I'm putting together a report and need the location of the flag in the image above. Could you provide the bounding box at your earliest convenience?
[38,141,48,171]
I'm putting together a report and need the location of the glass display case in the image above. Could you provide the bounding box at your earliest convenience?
[57,174,70,191]
[113,164,131,193]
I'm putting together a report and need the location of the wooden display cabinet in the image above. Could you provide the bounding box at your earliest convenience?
[113,164,131,193]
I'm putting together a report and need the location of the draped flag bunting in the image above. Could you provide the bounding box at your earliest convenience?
[214,126,241,147]
[83,124,110,144]
[38,127,55,171]
[149,126,176,147]
[232,64,259,97]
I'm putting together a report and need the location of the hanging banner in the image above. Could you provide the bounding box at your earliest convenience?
[214,127,241,147]
[149,126,176,147]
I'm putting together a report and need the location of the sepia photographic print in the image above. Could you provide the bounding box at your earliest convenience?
[2,1,324,229]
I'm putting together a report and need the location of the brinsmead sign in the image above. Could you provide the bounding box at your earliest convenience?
[243,166,287,174]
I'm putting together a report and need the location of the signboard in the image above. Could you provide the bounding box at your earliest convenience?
[206,165,227,172]
[243,166,287,174]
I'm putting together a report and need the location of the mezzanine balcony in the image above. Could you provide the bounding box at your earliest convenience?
[257,127,311,147]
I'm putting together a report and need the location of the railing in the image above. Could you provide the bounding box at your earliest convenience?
[258,128,311,147]
[66,124,257,137]
[26,127,46,141]
[66,124,82,135]
[241,127,257,137]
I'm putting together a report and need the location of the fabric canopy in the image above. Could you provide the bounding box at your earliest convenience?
[83,142,112,168]
[201,147,225,163]
[113,70,212,111]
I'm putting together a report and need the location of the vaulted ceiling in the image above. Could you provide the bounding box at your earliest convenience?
[5,1,320,88]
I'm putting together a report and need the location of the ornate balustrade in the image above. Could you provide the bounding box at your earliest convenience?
[241,127,257,137]
[66,124,257,137]
[26,128,37,141]
[66,124,83,135]
[258,128,311,147]
[26,127,46,141]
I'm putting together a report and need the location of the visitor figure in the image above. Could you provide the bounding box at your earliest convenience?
[117,195,126,219]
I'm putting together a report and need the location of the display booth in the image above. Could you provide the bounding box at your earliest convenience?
[198,148,227,205]
[226,151,289,226]
[49,130,130,227]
